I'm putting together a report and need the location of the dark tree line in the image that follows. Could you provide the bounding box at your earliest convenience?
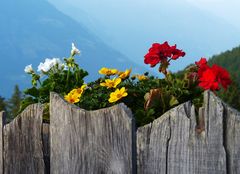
[0,85,22,122]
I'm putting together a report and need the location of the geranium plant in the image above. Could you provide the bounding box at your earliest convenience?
[21,41,232,126]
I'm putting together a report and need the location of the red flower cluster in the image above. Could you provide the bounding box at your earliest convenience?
[144,42,185,67]
[196,58,231,91]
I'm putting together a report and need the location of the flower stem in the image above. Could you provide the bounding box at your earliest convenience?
[66,68,70,88]
[38,79,42,86]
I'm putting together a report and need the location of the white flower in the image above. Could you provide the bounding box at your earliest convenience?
[71,43,80,56]
[24,64,34,74]
[37,58,63,72]
[38,59,53,72]
[63,63,68,70]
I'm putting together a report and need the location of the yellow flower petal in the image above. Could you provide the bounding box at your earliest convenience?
[100,82,107,87]
[120,87,127,94]
[108,87,128,103]
[99,67,118,76]
[108,97,118,103]
[64,93,80,104]
[119,68,132,79]
[100,78,122,89]
[122,92,128,97]
[137,74,148,81]
[65,84,87,104]
[81,84,87,90]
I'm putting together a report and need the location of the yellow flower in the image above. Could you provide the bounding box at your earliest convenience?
[118,68,132,79]
[136,74,148,81]
[100,78,121,88]
[108,87,128,103]
[64,84,87,103]
[74,84,87,95]
[99,67,118,76]
[64,92,80,104]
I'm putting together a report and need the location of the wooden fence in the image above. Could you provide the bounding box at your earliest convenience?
[0,91,240,174]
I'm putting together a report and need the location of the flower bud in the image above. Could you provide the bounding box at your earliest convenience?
[24,64,34,74]
[71,43,80,56]
[144,72,149,76]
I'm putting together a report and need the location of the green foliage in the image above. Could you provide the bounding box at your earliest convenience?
[19,96,37,113]
[21,54,88,122]
[77,71,204,127]
[216,77,240,110]
[24,68,88,104]
[78,75,160,126]
[21,43,236,127]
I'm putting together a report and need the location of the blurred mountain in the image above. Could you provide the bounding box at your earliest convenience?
[48,0,240,72]
[0,0,148,97]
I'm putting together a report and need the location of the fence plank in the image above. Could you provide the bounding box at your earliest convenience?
[137,91,228,174]
[137,112,170,174]
[50,92,136,174]
[224,102,240,174]
[3,104,45,174]
[42,123,50,174]
[167,91,226,174]
[0,112,5,174]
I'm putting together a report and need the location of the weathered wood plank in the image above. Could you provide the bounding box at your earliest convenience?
[0,111,5,174]
[3,104,45,174]
[137,91,228,174]
[224,103,240,174]
[50,92,136,174]
[137,112,170,174]
[42,123,50,174]
[167,91,226,174]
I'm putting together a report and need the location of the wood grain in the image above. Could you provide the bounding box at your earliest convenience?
[0,90,238,174]
[3,104,45,174]
[50,92,136,174]
[223,101,240,174]
[137,91,234,174]
[42,123,50,174]
[137,112,170,174]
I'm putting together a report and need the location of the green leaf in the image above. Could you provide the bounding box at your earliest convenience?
[24,87,39,98]
[169,95,179,107]
[19,97,37,113]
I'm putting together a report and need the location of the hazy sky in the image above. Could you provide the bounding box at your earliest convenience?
[50,0,240,27]
[50,0,240,29]
[186,0,240,29]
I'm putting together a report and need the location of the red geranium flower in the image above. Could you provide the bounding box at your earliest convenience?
[197,62,231,91]
[144,41,185,68]
[195,57,207,67]
[144,52,161,67]
[170,44,186,60]
[198,67,220,91]
[195,58,209,78]
[211,64,232,90]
